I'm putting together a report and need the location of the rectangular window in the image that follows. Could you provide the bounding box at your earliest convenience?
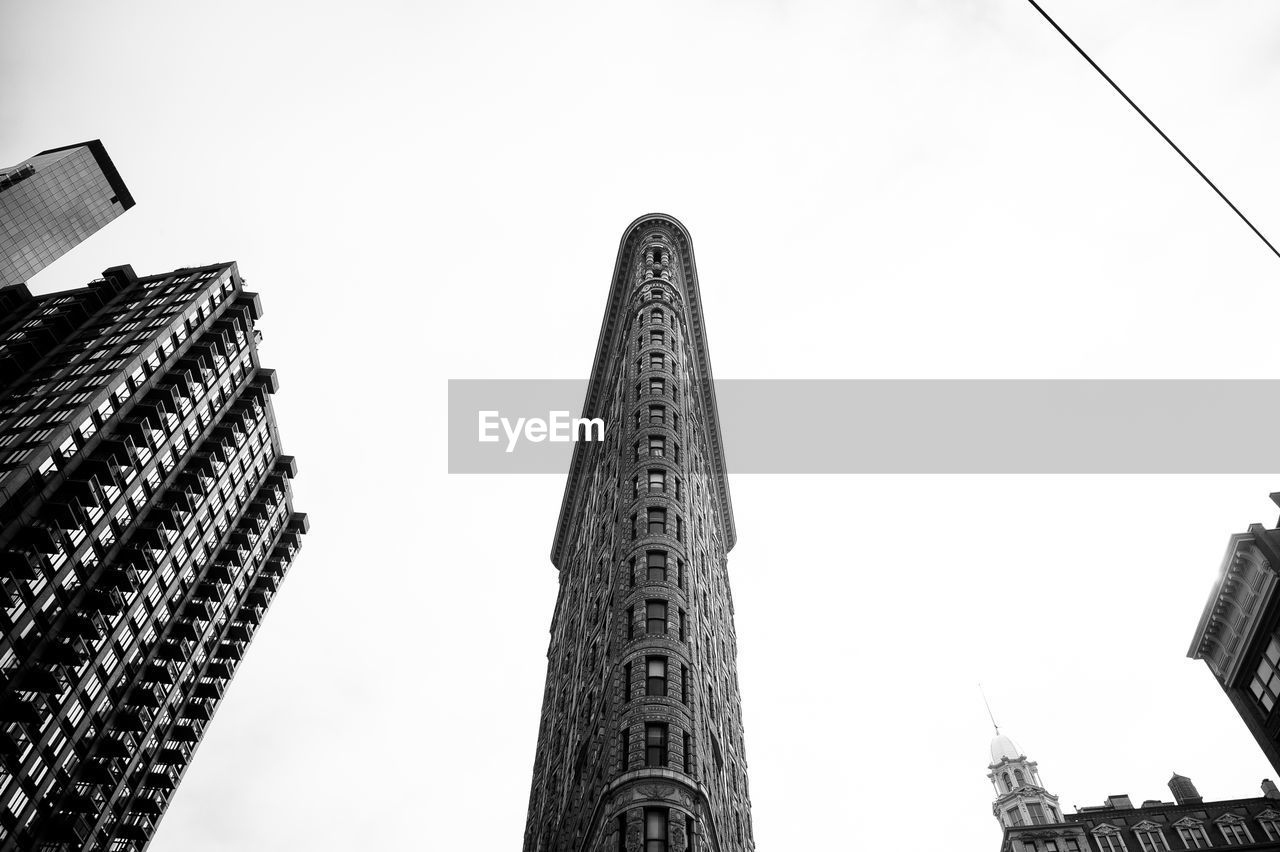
[647,551,667,582]
[645,724,668,768]
[649,406,665,425]
[651,330,664,346]
[1027,803,1046,825]
[647,508,666,536]
[1065,841,1081,852]
[647,656,667,697]
[647,601,667,635]
[650,378,664,396]
[1251,636,1280,712]
[648,435,665,458]
[620,728,630,772]
[1137,831,1168,852]
[1220,823,1250,845]
[624,663,633,701]
[644,808,668,852]
[650,353,664,371]
[681,665,689,704]
[648,469,666,493]
[679,609,686,642]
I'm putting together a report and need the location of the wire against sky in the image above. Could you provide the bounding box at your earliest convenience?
[1023,0,1280,263]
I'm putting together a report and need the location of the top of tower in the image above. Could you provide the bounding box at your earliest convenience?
[550,213,737,568]
[36,139,135,210]
[990,732,1024,765]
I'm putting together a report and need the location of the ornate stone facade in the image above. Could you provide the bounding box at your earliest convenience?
[522,215,754,852]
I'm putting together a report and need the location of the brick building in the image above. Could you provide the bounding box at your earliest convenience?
[522,215,754,852]
[0,263,305,850]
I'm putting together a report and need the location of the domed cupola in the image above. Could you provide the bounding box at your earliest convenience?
[987,728,1064,828]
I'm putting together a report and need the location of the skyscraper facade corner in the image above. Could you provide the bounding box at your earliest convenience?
[0,262,305,850]
[0,141,135,288]
[525,215,754,852]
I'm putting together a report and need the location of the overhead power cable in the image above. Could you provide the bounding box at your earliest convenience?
[1023,0,1280,261]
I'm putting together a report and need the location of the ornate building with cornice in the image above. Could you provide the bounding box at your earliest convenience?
[522,215,753,852]
[1189,502,1280,776]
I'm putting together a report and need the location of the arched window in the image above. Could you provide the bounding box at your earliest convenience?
[1002,772,1013,792]
[1015,769,1026,787]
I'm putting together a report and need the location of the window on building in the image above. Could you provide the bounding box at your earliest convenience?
[648,470,665,493]
[645,724,668,767]
[644,808,668,852]
[1251,636,1280,712]
[1093,828,1127,852]
[649,435,665,458]
[1006,807,1025,827]
[1027,802,1045,825]
[1176,825,1210,849]
[647,600,667,635]
[1135,827,1169,852]
[1003,772,1013,792]
[650,378,664,397]
[650,353,664,371]
[678,608,686,641]
[1260,816,1280,842]
[649,405,665,425]
[1065,840,1081,852]
[647,551,666,582]
[624,663,632,701]
[647,657,667,696]
[1045,842,1059,852]
[1219,819,1252,845]
[651,330,663,347]
[681,664,689,703]
[647,508,666,536]
[620,728,629,771]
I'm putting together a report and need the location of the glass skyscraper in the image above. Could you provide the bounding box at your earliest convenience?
[0,141,135,288]
[0,263,304,850]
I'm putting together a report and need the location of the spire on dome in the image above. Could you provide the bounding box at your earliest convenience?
[985,724,1064,830]
[990,733,1024,765]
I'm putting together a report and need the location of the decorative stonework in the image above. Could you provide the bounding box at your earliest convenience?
[525,217,753,851]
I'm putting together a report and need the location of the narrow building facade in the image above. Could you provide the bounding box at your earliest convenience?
[0,263,304,850]
[523,215,754,852]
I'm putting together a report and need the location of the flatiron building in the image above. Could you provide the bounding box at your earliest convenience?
[523,215,754,852]
[0,263,305,850]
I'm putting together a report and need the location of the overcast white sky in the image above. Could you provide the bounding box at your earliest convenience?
[7,0,1280,849]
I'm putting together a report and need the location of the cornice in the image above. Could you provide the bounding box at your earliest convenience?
[551,214,737,569]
